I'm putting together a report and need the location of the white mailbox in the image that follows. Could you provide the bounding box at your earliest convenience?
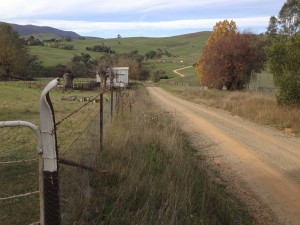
[112,67,129,88]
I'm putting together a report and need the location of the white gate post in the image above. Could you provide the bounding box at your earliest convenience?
[40,78,60,225]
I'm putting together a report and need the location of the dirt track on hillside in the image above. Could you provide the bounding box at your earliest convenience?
[173,66,193,77]
[147,87,300,225]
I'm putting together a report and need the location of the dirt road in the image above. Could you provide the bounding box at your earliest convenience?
[173,66,193,77]
[147,87,300,225]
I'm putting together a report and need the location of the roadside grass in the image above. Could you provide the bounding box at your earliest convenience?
[0,80,101,225]
[77,86,252,225]
[158,66,300,136]
[159,84,300,136]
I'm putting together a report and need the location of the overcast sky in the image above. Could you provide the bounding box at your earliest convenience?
[0,0,286,38]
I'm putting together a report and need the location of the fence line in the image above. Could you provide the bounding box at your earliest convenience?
[0,77,123,225]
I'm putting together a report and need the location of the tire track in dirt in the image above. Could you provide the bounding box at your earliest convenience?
[147,87,300,225]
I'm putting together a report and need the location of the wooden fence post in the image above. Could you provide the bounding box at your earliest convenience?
[110,88,113,121]
[100,93,104,151]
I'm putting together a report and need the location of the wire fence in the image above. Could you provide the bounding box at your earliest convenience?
[0,127,40,225]
[59,113,100,224]
[0,78,127,224]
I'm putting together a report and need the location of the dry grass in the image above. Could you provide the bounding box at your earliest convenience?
[77,86,252,225]
[161,84,300,137]
[0,81,253,225]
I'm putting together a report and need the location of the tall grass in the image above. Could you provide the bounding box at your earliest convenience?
[77,86,251,225]
[160,84,300,136]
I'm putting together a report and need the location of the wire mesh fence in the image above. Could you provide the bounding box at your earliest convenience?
[0,81,120,224]
[0,127,40,225]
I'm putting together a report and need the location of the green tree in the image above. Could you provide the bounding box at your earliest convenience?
[267,33,300,104]
[278,0,300,36]
[145,51,156,61]
[266,16,279,41]
[267,0,300,38]
[0,23,30,79]
[71,53,97,77]
[265,0,300,105]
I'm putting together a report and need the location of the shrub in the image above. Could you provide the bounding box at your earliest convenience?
[267,33,300,105]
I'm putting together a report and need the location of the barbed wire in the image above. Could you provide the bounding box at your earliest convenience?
[60,112,99,157]
[55,93,102,128]
[58,109,98,155]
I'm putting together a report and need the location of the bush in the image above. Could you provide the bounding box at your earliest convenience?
[151,69,166,82]
[267,33,300,105]
[86,44,115,53]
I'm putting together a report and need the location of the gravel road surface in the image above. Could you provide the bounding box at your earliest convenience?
[147,87,300,225]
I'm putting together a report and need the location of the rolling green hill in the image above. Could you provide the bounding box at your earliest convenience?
[23,33,64,41]
[29,31,211,67]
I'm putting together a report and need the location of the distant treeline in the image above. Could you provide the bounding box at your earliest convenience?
[21,35,74,50]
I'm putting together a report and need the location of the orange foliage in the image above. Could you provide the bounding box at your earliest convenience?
[196,20,237,86]
[207,20,237,46]
[196,20,265,90]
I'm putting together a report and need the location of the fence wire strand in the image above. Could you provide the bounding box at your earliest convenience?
[56,93,101,128]
[0,158,37,164]
[59,108,99,156]
[59,112,100,225]
[0,191,39,200]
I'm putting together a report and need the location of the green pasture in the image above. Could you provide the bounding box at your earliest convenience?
[0,81,102,225]
[29,32,210,66]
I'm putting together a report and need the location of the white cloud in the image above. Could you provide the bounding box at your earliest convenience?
[0,0,281,37]
[0,0,279,20]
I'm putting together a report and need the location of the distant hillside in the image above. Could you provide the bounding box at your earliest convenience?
[28,31,211,67]
[7,23,82,39]
[22,33,64,41]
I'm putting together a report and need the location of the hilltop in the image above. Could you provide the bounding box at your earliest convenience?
[5,22,82,39]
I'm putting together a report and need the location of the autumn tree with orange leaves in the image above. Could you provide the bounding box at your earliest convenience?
[196,20,266,90]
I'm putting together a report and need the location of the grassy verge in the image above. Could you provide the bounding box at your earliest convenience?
[159,83,300,137]
[77,86,252,225]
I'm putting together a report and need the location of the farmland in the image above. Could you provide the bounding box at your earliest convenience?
[2,30,297,225]
[28,32,210,67]
[0,80,254,224]
[0,81,101,224]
